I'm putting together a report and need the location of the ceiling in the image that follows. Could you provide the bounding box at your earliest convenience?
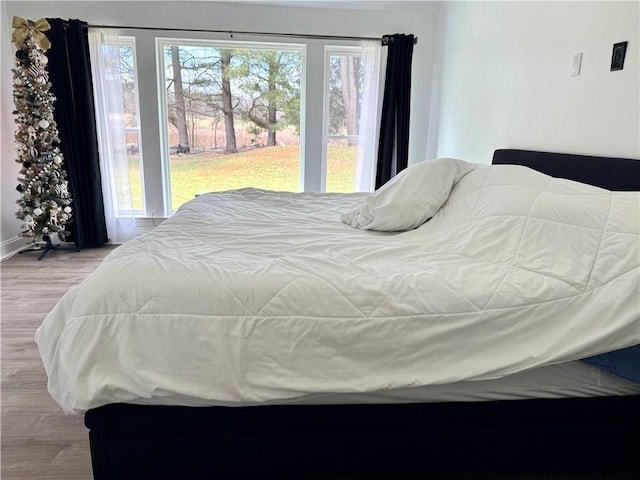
[217,1,444,13]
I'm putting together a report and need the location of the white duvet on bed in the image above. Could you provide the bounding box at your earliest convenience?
[35,161,640,413]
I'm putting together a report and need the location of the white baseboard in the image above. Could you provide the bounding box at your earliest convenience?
[1,236,29,260]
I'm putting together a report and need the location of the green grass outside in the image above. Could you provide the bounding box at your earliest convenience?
[128,145,357,212]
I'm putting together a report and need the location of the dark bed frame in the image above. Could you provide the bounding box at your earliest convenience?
[85,149,640,479]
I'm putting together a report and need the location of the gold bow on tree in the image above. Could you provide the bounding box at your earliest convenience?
[12,16,52,51]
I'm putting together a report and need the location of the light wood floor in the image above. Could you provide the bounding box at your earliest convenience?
[1,244,117,479]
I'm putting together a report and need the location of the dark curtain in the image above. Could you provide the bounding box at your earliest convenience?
[46,18,108,248]
[375,34,415,189]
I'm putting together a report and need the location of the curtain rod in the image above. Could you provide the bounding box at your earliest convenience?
[86,23,417,45]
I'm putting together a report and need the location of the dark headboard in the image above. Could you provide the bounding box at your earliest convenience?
[492,149,640,191]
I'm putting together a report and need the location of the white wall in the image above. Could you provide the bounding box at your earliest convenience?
[428,1,640,164]
[1,1,24,256]
[1,1,438,255]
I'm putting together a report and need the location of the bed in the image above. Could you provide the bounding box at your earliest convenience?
[35,149,639,479]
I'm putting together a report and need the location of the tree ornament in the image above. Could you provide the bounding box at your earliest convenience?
[28,64,40,78]
[11,17,52,52]
[38,119,50,129]
[33,207,43,216]
[49,204,61,225]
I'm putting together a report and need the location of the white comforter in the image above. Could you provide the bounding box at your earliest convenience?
[36,161,640,413]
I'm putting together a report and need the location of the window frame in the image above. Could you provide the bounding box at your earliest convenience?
[323,45,364,193]
[113,35,147,216]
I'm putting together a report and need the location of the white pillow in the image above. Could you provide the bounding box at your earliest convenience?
[341,158,477,231]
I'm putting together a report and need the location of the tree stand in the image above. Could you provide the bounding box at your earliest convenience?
[19,235,80,260]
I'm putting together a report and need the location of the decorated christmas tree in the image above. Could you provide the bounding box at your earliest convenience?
[11,17,73,250]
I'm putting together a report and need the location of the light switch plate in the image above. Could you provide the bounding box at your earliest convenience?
[571,52,583,77]
[611,41,628,71]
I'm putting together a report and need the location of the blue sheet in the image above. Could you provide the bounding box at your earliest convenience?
[583,345,640,382]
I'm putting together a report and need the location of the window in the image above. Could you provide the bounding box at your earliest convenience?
[324,47,364,193]
[92,31,380,219]
[118,38,145,212]
[157,39,304,212]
